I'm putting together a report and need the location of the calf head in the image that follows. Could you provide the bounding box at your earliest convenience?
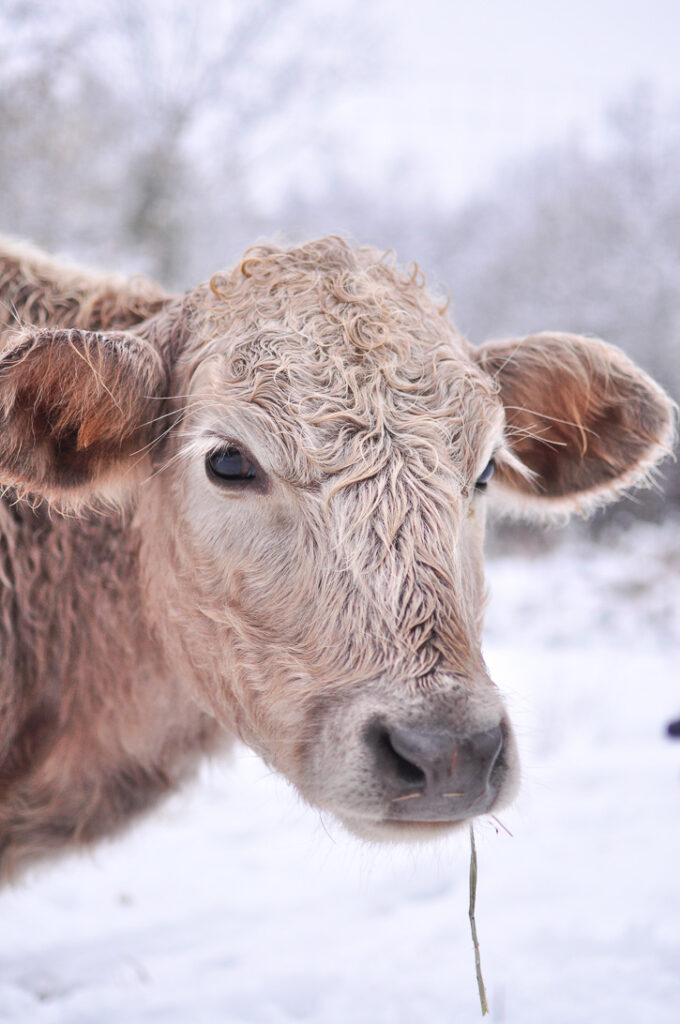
[0,238,674,840]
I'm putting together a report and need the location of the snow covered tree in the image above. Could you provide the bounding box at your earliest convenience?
[0,0,371,284]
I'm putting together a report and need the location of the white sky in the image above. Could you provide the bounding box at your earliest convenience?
[261,0,680,211]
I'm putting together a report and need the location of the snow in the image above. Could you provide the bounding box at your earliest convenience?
[1,523,678,1023]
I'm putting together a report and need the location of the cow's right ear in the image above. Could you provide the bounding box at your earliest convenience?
[0,327,168,507]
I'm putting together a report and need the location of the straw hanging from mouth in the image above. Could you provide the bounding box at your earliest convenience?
[469,823,489,1016]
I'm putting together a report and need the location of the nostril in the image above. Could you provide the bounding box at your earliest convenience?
[368,724,427,787]
[471,724,503,765]
[467,724,505,787]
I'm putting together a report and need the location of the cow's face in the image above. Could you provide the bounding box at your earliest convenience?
[136,239,673,840]
[142,242,520,840]
[0,238,673,841]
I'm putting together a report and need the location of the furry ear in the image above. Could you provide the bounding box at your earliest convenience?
[0,327,168,506]
[476,332,676,515]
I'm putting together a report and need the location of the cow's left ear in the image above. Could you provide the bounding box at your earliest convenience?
[476,332,676,515]
[0,327,168,507]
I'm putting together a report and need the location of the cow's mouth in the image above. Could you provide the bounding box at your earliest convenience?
[337,813,471,844]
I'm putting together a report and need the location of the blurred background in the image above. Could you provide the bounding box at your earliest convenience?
[1,4,678,1023]
[1,0,678,520]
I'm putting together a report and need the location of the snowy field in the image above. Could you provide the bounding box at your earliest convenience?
[1,521,678,1024]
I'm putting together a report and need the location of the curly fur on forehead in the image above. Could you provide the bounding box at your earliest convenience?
[204,235,469,368]
[185,236,504,488]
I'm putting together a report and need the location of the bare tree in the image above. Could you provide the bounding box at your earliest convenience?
[0,0,374,284]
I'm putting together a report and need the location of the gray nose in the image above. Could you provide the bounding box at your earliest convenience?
[366,720,506,820]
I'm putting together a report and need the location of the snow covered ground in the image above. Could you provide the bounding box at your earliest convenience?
[1,522,678,1024]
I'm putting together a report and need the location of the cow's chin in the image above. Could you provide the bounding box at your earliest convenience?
[336,814,469,844]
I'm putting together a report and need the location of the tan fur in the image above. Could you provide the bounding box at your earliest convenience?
[0,236,172,334]
[0,235,674,875]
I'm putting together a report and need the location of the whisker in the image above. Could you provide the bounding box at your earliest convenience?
[128,424,181,462]
[491,815,513,837]
[487,337,528,381]
[504,405,596,434]
[317,812,337,844]
[141,444,199,485]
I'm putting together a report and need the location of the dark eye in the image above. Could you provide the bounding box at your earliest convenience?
[206,447,257,484]
[475,458,495,491]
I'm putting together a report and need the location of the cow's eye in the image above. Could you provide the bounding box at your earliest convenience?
[474,459,495,491]
[206,447,257,484]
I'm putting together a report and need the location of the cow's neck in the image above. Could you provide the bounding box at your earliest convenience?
[0,495,222,867]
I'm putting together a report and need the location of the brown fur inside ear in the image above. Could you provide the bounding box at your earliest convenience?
[0,328,168,502]
[476,332,676,509]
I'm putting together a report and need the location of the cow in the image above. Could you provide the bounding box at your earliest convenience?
[0,234,675,880]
